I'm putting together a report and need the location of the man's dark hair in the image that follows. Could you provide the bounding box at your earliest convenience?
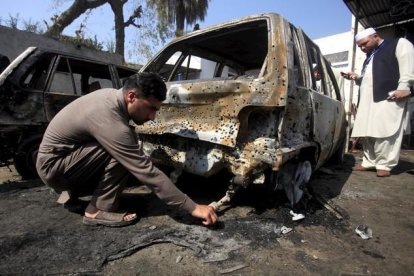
[123,72,167,101]
[313,64,321,72]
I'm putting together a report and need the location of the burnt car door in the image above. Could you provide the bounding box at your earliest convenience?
[1,49,53,126]
[297,30,346,167]
[43,55,115,121]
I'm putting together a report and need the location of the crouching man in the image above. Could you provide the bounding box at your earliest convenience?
[36,72,217,227]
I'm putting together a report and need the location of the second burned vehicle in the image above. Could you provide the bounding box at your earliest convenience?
[0,47,138,179]
[137,13,346,206]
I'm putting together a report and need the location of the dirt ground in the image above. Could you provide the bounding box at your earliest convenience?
[0,150,413,275]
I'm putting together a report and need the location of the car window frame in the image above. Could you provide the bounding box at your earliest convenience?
[46,55,116,96]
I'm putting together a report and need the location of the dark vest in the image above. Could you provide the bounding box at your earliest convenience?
[371,39,399,102]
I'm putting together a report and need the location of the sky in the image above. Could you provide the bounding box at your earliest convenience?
[0,0,353,63]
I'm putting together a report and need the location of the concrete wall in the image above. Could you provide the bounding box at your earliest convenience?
[0,25,123,65]
[314,31,353,56]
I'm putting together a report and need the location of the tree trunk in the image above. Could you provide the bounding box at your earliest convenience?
[45,0,107,37]
[175,0,185,37]
[109,0,126,60]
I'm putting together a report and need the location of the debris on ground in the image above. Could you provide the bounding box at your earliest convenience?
[290,210,305,221]
[219,264,247,274]
[273,225,293,235]
[314,194,345,220]
[355,224,373,240]
[175,255,183,263]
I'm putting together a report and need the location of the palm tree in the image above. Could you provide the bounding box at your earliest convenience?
[148,0,210,36]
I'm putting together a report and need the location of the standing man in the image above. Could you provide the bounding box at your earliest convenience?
[312,64,322,92]
[342,28,414,177]
[36,72,218,227]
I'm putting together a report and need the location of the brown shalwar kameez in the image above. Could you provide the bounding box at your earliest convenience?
[36,88,196,213]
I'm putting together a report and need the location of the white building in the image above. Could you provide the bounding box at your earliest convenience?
[314,31,357,116]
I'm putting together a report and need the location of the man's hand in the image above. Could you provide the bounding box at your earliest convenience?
[341,71,359,80]
[387,90,411,102]
[191,204,218,225]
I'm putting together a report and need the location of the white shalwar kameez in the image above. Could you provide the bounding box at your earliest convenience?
[351,38,414,170]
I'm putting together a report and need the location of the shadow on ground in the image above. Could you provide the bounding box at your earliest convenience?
[1,151,413,274]
[0,159,353,274]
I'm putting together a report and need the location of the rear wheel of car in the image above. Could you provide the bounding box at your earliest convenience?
[13,135,42,179]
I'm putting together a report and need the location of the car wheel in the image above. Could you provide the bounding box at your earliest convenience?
[277,159,312,207]
[13,135,42,179]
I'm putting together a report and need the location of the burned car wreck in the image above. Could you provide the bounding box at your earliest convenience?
[0,47,138,179]
[137,13,346,207]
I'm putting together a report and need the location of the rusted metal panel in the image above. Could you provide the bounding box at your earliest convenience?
[138,13,346,191]
[137,14,287,180]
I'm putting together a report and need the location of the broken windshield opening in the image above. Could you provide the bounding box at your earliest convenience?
[145,19,269,82]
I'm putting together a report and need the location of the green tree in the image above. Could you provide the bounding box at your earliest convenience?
[127,6,174,64]
[147,0,210,36]
[108,0,143,59]
[45,0,143,60]
[1,13,44,33]
[42,0,209,62]
[5,13,20,29]
[22,19,45,33]
[45,0,107,36]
